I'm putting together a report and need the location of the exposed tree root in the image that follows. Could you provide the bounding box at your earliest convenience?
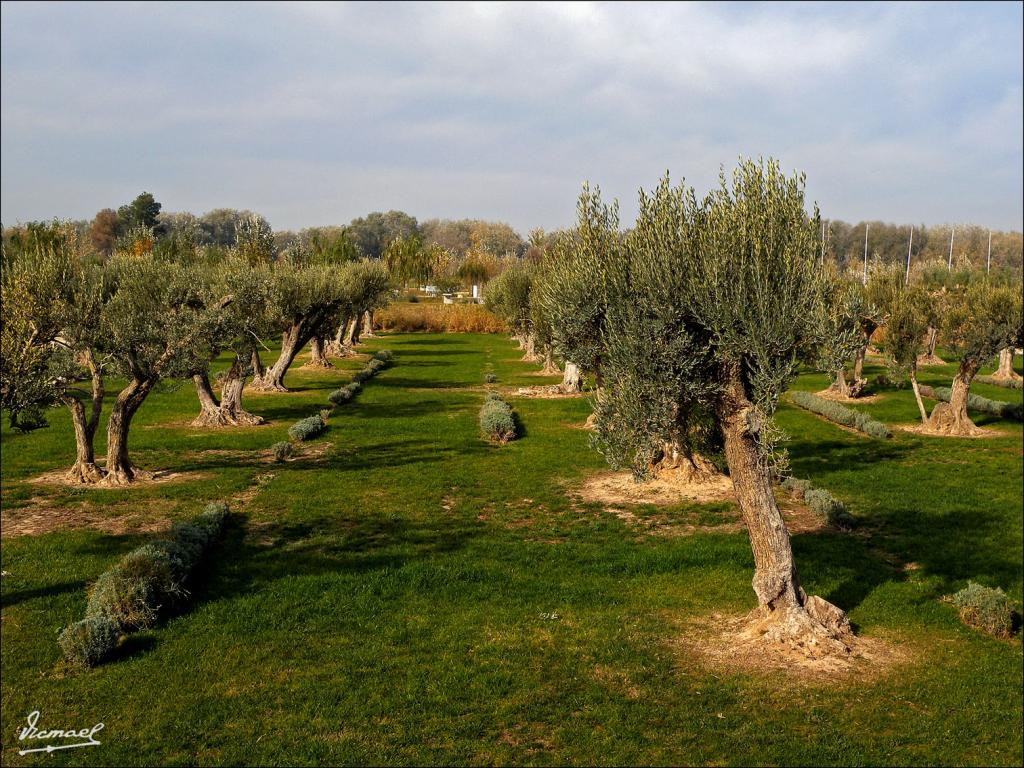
[926,402,985,436]
[916,353,947,367]
[674,607,909,681]
[325,341,357,358]
[302,358,334,369]
[191,408,266,428]
[65,462,105,484]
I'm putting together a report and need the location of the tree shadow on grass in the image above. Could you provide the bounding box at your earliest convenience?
[1,580,86,609]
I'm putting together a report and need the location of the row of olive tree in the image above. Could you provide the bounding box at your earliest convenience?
[1,219,393,484]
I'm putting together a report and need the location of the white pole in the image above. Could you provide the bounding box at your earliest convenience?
[905,226,913,284]
[987,230,992,273]
[947,228,954,271]
[863,224,869,285]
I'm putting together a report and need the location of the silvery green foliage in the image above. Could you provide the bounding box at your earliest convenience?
[485,261,535,339]
[479,394,516,444]
[555,160,839,476]
[976,374,1023,391]
[271,441,294,462]
[781,476,855,528]
[61,503,228,667]
[328,387,354,405]
[814,276,869,378]
[58,616,120,668]
[535,184,619,375]
[952,582,1014,637]
[288,413,326,442]
[929,386,1022,421]
[789,391,892,438]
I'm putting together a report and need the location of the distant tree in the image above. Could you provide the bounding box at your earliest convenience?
[347,211,419,259]
[117,192,163,235]
[88,209,119,257]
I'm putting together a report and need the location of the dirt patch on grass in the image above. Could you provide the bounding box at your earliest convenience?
[894,423,1001,439]
[916,353,948,367]
[577,468,734,507]
[813,388,884,404]
[1,497,177,538]
[673,612,912,684]
[572,469,825,536]
[27,467,205,488]
[513,385,586,399]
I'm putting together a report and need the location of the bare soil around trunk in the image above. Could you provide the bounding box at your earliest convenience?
[813,388,883,404]
[894,422,1000,439]
[514,385,587,399]
[671,612,912,682]
[27,466,203,488]
[572,469,825,536]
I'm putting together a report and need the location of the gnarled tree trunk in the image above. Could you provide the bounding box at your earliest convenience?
[251,349,265,381]
[853,345,866,382]
[252,326,305,391]
[63,350,105,483]
[717,364,850,649]
[520,333,540,363]
[326,313,356,357]
[539,345,561,375]
[102,376,156,485]
[346,315,362,347]
[192,354,265,427]
[993,348,1021,381]
[918,327,945,365]
[560,361,583,393]
[928,359,983,435]
[829,369,852,398]
[361,310,376,338]
[192,372,228,427]
[304,336,333,369]
[219,352,264,425]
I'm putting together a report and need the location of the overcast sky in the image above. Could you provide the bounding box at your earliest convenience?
[2,1,1022,234]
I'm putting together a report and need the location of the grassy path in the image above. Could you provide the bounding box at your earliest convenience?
[1,334,1021,765]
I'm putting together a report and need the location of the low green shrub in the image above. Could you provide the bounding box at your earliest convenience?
[84,544,181,630]
[782,476,854,528]
[480,395,517,444]
[976,374,1023,391]
[484,373,497,384]
[929,386,1022,422]
[372,349,394,364]
[790,391,892,438]
[328,387,353,405]
[952,582,1015,637]
[58,616,120,669]
[271,441,293,462]
[62,503,229,667]
[780,476,812,498]
[288,414,326,442]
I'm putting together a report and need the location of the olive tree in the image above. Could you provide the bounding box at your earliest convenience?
[485,261,537,360]
[882,284,932,424]
[100,253,233,483]
[929,282,1022,434]
[1,228,110,480]
[251,260,347,390]
[191,255,274,426]
[535,187,616,391]
[560,161,852,649]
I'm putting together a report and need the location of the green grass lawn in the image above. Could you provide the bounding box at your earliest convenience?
[1,334,1022,766]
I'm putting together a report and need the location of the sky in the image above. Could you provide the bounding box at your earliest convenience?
[1,1,1022,234]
